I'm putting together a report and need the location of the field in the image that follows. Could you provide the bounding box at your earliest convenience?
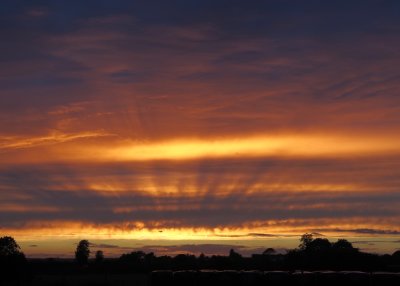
[29,274,148,286]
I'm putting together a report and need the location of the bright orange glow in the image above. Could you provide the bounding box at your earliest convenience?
[50,134,400,161]
[4,220,400,242]
[2,133,400,164]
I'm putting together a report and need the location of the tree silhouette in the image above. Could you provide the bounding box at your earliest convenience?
[0,236,24,257]
[307,238,331,252]
[262,248,276,255]
[0,236,27,281]
[229,249,242,259]
[332,239,354,250]
[299,233,313,250]
[120,251,146,263]
[392,250,400,265]
[75,240,90,265]
[95,250,104,263]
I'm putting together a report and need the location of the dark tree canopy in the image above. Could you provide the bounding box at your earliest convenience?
[263,248,276,255]
[95,250,104,263]
[0,236,23,257]
[307,238,332,252]
[229,249,242,259]
[299,233,314,250]
[75,240,90,265]
[120,251,146,262]
[0,236,27,280]
[393,250,400,257]
[333,239,355,250]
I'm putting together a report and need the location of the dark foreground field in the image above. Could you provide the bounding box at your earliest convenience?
[151,270,400,286]
[29,274,148,286]
[6,270,400,286]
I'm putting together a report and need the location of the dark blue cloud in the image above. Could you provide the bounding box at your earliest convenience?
[1,157,400,228]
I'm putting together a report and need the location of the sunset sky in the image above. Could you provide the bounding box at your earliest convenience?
[1,1,400,258]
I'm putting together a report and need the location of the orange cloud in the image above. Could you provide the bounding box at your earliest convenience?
[0,131,113,150]
[2,133,400,164]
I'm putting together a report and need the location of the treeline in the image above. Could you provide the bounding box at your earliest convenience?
[2,234,400,279]
[113,234,400,272]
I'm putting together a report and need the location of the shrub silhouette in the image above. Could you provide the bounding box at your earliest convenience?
[95,250,104,263]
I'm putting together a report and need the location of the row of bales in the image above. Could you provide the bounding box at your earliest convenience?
[151,270,400,286]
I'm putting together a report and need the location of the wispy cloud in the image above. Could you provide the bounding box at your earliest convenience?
[0,131,113,150]
[314,228,400,236]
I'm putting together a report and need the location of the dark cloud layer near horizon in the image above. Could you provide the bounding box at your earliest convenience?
[1,158,399,229]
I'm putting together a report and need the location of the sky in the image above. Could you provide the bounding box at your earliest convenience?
[1,0,400,258]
